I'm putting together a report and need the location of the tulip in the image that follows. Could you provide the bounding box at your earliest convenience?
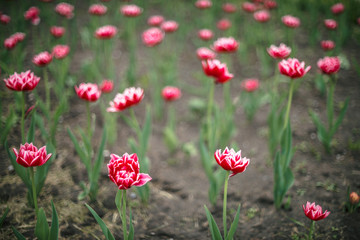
[202,59,233,84]
[350,192,359,205]
[161,20,179,33]
[198,29,213,41]
[142,27,164,47]
[32,51,53,67]
[195,0,212,9]
[282,15,300,28]
[212,37,239,53]
[196,47,216,60]
[253,10,270,22]
[303,202,330,240]
[89,4,107,16]
[331,3,345,15]
[75,83,101,102]
[95,25,117,39]
[217,18,231,31]
[0,14,10,24]
[324,19,337,30]
[317,56,340,75]
[222,3,236,13]
[241,78,259,92]
[50,26,65,38]
[321,40,335,51]
[4,37,17,50]
[100,80,114,93]
[52,45,70,59]
[24,6,40,25]
[120,4,142,17]
[242,2,257,13]
[11,32,26,42]
[264,0,277,9]
[13,143,52,168]
[4,70,40,91]
[267,43,291,59]
[278,58,311,79]
[147,15,164,26]
[55,2,74,19]
[162,86,181,101]
[107,87,144,112]
[214,147,250,178]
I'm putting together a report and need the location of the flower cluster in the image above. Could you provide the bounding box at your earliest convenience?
[24,6,40,25]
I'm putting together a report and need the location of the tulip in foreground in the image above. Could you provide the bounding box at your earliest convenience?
[13,143,52,168]
[107,87,144,112]
[212,37,239,53]
[303,202,330,240]
[278,58,311,79]
[317,56,340,75]
[75,83,101,102]
[142,27,164,47]
[202,59,233,84]
[4,70,40,91]
[267,43,291,59]
[214,147,250,177]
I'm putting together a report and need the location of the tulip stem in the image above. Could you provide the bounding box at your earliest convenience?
[223,171,230,239]
[43,68,50,113]
[327,75,336,131]
[130,108,141,137]
[283,79,295,131]
[29,167,38,215]
[21,92,26,144]
[308,220,315,240]
[121,190,128,240]
[86,102,92,140]
[207,83,215,152]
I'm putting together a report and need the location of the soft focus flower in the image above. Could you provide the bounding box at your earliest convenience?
[317,56,340,75]
[242,2,257,13]
[195,0,212,9]
[24,6,40,25]
[95,25,118,39]
[217,18,231,30]
[202,59,233,84]
[198,29,213,41]
[75,83,101,102]
[162,86,181,101]
[264,0,277,9]
[107,87,144,112]
[321,40,335,51]
[303,202,330,221]
[214,147,250,177]
[52,45,70,59]
[142,27,164,47]
[196,47,216,60]
[13,143,52,168]
[4,70,40,91]
[100,79,114,93]
[33,51,53,67]
[254,10,270,22]
[107,153,152,190]
[267,43,291,59]
[4,37,17,50]
[282,15,300,28]
[212,37,239,53]
[241,79,259,92]
[89,4,107,16]
[357,17,360,26]
[331,3,345,15]
[324,19,337,30]
[50,26,65,38]
[222,3,236,13]
[0,14,11,24]
[120,4,142,17]
[148,15,164,26]
[278,58,311,79]
[55,2,74,19]
[11,32,26,42]
[161,20,179,33]
[349,192,359,205]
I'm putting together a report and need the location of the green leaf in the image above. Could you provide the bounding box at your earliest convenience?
[226,204,241,240]
[11,226,26,240]
[26,113,36,143]
[34,113,49,141]
[34,143,56,195]
[49,200,59,240]
[85,203,115,240]
[128,209,134,240]
[140,106,152,159]
[0,207,9,228]
[0,107,17,145]
[67,128,90,173]
[309,110,328,144]
[35,208,50,240]
[330,98,349,138]
[115,190,122,214]
[204,205,223,240]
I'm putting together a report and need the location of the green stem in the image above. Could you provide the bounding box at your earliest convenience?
[122,190,128,240]
[308,220,315,240]
[283,79,295,131]
[168,105,176,131]
[327,75,336,131]
[207,83,215,152]
[223,171,230,239]
[43,68,50,113]
[86,102,92,140]
[130,108,141,137]
[20,92,26,144]
[29,167,38,215]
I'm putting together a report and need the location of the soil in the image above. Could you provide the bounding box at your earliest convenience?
[1,1,360,240]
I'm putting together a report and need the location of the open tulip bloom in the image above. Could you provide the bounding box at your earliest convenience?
[303,202,330,240]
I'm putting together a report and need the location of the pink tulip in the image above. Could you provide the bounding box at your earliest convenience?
[120,4,142,17]
[303,202,330,221]
[95,25,118,39]
[241,79,259,92]
[50,26,66,38]
[100,79,114,93]
[161,20,179,33]
[242,2,257,13]
[75,83,101,102]
[321,40,335,51]
[282,15,300,28]
[278,58,311,79]
[108,153,152,190]
[11,32,26,42]
[142,27,164,47]
[267,43,291,59]
[222,3,236,13]
[217,18,231,30]
[4,37,17,50]
[0,14,10,24]
[148,15,164,26]
[107,87,144,112]
[214,147,250,178]
[350,192,359,205]
[89,4,107,16]
[162,86,181,101]
[331,3,345,15]
[324,19,337,30]
[317,56,340,75]
[195,0,212,9]
[4,70,40,91]
[254,10,270,22]
[198,29,214,41]
[212,37,239,53]
[264,0,277,9]
[52,45,70,59]
[196,47,216,60]
[202,59,233,84]
[24,6,40,25]
[55,2,74,19]
[33,51,53,67]
[13,143,52,168]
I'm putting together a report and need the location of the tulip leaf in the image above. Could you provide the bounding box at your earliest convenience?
[91,127,107,187]
[128,209,134,240]
[226,204,241,240]
[309,110,328,143]
[204,205,223,240]
[330,97,349,137]
[35,208,50,240]
[34,143,56,195]
[67,128,90,173]
[115,190,122,214]
[11,226,26,240]
[0,106,17,145]
[0,207,9,228]
[49,200,59,240]
[79,128,92,159]
[140,106,152,160]
[26,113,36,143]
[85,203,115,240]
[34,113,49,142]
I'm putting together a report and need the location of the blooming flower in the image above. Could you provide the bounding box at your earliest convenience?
[0,14,11,24]
[214,147,250,178]
[222,3,236,13]
[95,25,118,39]
[196,47,216,60]
[217,18,231,30]
[278,58,311,79]
[13,143,52,168]
[350,192,359,205]
[55,2,74,19]
[242,2,257,13]
[107,87,144,112]
[161,20,179,33]
[331,3,345,15]
[4,70,40,91]
[202,59,233,84]
[321,40,335,51]
[75,83,101,102]
[100,79,114,93]
[324,19,337,30]
[282,15,300,28]
[162,86,181,101]
[241,79,259,92]
[267,43,291,59]
[212,37,239,53]
[198,29,213,41]
[148,15,164,26]
[142,27,164,47]
[4,37,17,50]
[52,45,70,59]
[303,202,330,221]
[120,4,142,17]
[24,6,40,25]
[317,56,340,75]
[264,0,277,9]
[33,51,53,67]
[11,32,26,42]
[89,4,107,16]
[195,0,212,9]
[50,26,65,38]
[254,10,270,22]
[107,153,152,190]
